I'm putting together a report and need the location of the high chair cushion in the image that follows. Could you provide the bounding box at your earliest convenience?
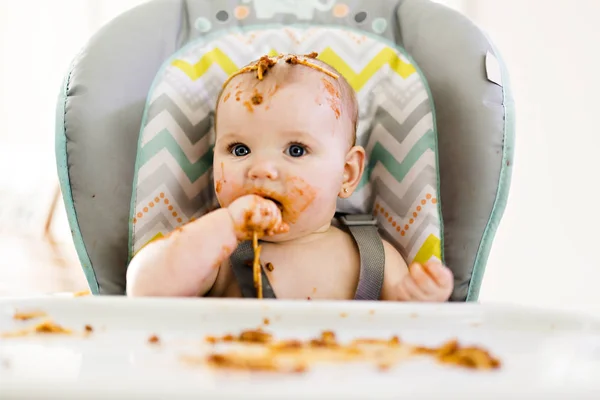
[56,0,514,301]
[129,25,443,285]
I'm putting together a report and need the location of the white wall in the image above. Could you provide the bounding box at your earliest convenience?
[0,0,148,239]
[463,0,600,308]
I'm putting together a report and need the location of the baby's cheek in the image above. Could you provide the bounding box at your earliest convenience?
[213,161,244,207]
[215,181,244,208]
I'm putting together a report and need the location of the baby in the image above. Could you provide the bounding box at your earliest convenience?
[126,53,454,301]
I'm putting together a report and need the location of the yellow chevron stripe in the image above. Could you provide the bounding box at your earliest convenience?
[317,47,416,92]
[171,48,239,81]
[172,43,416,89]
[133,231,165,257]
[412,234,441,265]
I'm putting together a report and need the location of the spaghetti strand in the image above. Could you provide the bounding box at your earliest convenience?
[252,231,263,299]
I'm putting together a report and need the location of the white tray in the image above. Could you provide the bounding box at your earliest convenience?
[1,296,600,399]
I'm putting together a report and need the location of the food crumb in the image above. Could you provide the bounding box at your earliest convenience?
[251,93,263,105]
[263,318,270,326]
[84,324,93,333]
[73,290,91,297]
[340,312,348,318]
[378,362,392,371]
[368,309,375,315]
[1,320,72,338]
[265,262,274,272]
[409,313,418,319]
[205,336,218,344]
[148,335,160,344]
[243,101,254,112]
[223,334,235,342]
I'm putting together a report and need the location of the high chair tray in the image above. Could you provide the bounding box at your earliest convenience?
[0,297,599,399]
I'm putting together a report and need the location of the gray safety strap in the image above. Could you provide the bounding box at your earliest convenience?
[229,240,277,299]
[338,214,385,301]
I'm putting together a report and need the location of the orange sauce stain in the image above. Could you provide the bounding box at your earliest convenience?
[321,78,341,119]
[216,162,226,194]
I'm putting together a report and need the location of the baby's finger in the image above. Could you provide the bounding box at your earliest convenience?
[409,263,439,295]
[423,262,454,288]
[393,278,412,301]
[400,275,429,301]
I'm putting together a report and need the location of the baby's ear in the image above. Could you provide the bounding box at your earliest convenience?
[339,146,366,198]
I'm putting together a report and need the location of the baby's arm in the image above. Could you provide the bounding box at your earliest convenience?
[126,195,287,297]
[380,240,453,302]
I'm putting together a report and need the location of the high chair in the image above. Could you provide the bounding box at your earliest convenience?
[55,0,514,301]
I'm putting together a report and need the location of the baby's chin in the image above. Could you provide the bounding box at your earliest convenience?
[260,222,331,244]
[259,229,296,243]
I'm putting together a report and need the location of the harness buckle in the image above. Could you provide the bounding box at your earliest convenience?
[338,213,378,227]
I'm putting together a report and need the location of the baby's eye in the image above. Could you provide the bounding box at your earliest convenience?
[286,144,307,158]
[230,144,250,157]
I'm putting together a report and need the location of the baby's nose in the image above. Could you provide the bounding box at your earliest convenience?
[247,160,279,180]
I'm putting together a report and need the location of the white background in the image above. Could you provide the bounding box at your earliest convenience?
[0,0,597,309]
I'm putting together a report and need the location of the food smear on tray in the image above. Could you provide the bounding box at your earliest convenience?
[12,310,48,321]
[0,319,73,338]
[190,328,501,373]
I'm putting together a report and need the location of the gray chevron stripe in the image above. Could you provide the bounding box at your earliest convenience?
[136,165,217,219]
[369,100,431,145]
[145,94,213,145]
[370,78,424,110]
[405,213,439,252]
[164,68,226,110]
[371,166,436,216]
[134,213,174,243]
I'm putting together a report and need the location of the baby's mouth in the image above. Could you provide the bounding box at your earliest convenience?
[250,189,285,212]
[263,196,284,212]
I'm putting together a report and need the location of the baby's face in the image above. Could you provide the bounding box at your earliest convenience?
[213,66,357,241]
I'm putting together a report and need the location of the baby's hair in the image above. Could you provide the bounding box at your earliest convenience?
[215,52,359,145]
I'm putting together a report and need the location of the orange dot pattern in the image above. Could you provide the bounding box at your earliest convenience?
[132,192,183,225]
[373,193,438,237]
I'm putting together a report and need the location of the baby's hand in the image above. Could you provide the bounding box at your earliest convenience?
[227,194,289,241]
[395,261,453,302]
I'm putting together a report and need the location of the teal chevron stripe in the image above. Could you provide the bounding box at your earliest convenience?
[140,129,213,183]
[358,129,435,190]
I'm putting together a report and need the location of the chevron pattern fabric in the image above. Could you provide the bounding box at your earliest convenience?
[130,26,442,266]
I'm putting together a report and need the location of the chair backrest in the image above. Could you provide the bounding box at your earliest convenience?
[56,0,514,301]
